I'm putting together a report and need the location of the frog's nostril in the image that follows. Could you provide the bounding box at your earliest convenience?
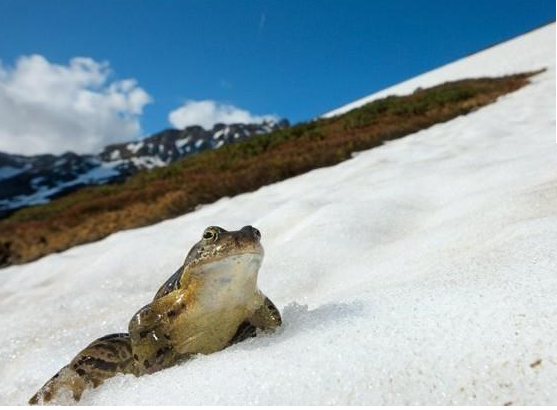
[241,225,261,239]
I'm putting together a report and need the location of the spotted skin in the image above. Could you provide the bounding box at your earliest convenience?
[228,297,282,346]
[29,226,281,405]
[153,265,183,300]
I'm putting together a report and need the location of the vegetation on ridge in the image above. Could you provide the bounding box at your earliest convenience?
[0,70,542,267]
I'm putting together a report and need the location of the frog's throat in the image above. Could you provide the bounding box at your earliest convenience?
[187,252,263,309]
[182,251,263,287]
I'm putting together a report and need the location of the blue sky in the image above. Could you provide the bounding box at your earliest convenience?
[0,0,554,154]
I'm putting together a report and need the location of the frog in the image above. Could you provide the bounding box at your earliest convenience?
[29,225,281,405]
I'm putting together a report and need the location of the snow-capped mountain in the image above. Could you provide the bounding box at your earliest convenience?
[0,120,288,216]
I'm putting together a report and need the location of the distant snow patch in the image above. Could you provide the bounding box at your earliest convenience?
[0,166,25,180]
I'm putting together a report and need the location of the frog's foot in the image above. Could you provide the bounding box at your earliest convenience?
[29,333,136,405]
[28,365,86,405]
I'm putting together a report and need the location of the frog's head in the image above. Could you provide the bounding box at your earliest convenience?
[184,225,263,267]
[181,226,264,292]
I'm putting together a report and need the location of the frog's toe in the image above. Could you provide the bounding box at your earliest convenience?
[28,366,85,405]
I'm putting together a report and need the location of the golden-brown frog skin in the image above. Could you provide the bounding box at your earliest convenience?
[29,226,281,405]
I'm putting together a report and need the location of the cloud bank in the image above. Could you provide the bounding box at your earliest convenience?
[168,100,277,130]
[0,55,151,155]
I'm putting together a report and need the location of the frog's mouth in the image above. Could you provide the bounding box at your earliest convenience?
[200,252,263,276]
[207,242,264,263]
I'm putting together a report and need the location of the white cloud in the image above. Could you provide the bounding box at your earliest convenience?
[0,55,152,155]
[168,100,277,130]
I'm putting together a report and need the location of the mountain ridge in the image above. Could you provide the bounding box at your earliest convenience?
[0,119,289,217]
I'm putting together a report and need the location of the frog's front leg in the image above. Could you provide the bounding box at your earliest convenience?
[228,295,282,346]
[250,294,282,331]
[128,301,180,375]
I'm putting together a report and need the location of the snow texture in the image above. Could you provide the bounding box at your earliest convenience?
[0,24,555,405]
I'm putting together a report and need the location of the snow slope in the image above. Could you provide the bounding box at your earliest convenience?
[0,24,555,405]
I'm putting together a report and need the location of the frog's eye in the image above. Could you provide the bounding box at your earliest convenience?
[202,228,219,241]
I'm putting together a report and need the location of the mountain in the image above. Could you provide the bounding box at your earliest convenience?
[0,120,288,216]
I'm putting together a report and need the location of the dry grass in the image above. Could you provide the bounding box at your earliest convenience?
[0,71,542,267]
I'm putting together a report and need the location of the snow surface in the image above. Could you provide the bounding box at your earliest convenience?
[0,24,556,405]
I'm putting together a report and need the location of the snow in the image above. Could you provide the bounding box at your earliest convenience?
[0,165,25,180]
[130,156,167,169]
[30,176,45,187]
[126,141,144,154]
[0,24,556,405]
[0,163,121,212]
[53,158,67,167]
[0,185,60,208]
[109,149,121,161]
[175,137,191,150]
[78,163,121,182]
